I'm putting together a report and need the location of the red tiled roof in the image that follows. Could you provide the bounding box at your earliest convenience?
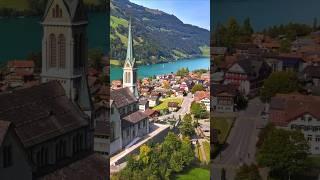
[270,93,320,127]
[7,60,34,68]
[194,91,210,101]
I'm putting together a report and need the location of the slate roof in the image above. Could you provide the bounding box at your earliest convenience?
[0,120,11,146]
[270,94,320,127]
[0,81,89,148]
[122,111,148,128]
[212,84,238,97]
[111,88,137,108]
[40,153,108,180]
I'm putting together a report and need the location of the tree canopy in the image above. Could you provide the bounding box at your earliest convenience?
[179,114,195,137]
[191,84,205,94]
[176,67,189,77]
[257,128,309,178]
[260,71,299,102]
[190,102,209,119]
[115,132,194,180]
[235,164,262,180]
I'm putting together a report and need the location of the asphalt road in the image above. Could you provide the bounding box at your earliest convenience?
[158,93,193,120]
[212,98,265,180]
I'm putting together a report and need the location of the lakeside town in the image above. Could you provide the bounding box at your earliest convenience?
[109,17,211,179]
[211,17,320,180]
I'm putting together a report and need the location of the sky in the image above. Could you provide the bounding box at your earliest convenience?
[129,0,210,30]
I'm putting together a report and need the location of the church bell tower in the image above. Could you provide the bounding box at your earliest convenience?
[40,0,92,114]
[123,19,139,98]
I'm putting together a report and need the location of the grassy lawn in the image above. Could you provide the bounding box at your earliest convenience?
[211,117,234,143]
[306,155,320,169]
[203,141,210,160]
[153,98,183,111]
[175,167,210,180]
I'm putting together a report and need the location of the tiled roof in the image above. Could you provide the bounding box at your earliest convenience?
[111,88,137,108]
[7,60,34,68]
[212,84,238,97]
[0,120,11,146]
[40,153,108,180]
[0,81,89,148]
[168,102,178,107]
[270,94,320,127]
[144,109,158,117]
[122,111,148,124]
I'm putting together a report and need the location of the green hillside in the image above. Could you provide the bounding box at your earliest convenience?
[0,0,104,16]
[110,0,210,65]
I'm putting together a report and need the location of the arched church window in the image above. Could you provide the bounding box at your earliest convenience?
[52,4,62,18]
[49,34,57,68]
[58,34,66,68]
[73,34,79,69]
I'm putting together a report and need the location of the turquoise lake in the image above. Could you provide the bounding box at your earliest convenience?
[0,12,107,63]
[110,57,210,81]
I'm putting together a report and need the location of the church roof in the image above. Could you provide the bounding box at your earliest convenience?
[40,153,108,180]
[43,0,88,22]
[122,111,148,128]
[0,120,11,146]
[110,87,137,108]
[0,81,89,148]
[125,19,135,67]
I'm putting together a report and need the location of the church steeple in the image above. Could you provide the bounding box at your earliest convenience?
[123,18,138,98]
[126,19,134,66]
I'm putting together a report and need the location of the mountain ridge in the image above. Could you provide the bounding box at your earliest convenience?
[110,0,210,65]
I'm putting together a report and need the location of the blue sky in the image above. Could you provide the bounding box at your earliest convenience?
[129,0,210,30]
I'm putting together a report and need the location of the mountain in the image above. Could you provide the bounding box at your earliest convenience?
[110,0,210,65]
[0,0,105,17]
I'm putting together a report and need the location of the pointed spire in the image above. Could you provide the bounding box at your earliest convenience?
[126,18,134,64]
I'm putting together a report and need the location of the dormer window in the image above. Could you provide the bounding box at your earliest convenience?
[52,4,62,18]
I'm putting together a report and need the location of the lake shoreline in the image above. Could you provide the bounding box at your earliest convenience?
[110,55,210,67]
[111,57,210,81]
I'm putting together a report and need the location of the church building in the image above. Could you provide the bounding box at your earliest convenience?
[0,1,107,179]
[109,19,149,155]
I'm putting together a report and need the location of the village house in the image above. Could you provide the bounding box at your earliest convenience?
[144,108,160,121]
[301,65,320,95]
[270,94,320,154]
[7,60,34,74]
[168,102,179,112]
[111,80,122,90]
[148,95,160,107]
[224,57,271,96]
[5,60,35,88]
[194,91,210,111]
[212,84,238,113]
[139,99,149,112]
